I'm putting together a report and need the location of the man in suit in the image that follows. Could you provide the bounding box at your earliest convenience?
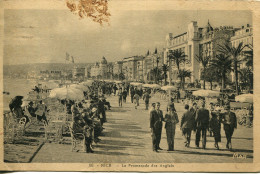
[143,91,151,110]
[181,104,195,147]
[150,102,163,152]
[195,102,210,149]
[222,105,237,150]
[190,102,197,117]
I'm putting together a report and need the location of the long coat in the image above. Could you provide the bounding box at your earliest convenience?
[164,111,179,130]
[181,110,195,130]
[150,110,163,131]
[222,111,237,129]
[195,108,210,129]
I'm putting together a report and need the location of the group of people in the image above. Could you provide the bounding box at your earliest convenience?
[149,99,238,152]
[68,82,116,153]
[9,96,49,127]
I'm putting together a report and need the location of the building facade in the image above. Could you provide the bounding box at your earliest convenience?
[90,57,109,79]
[122,56,143,81]
[164,20,239,84]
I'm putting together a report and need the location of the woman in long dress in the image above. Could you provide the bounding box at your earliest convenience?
[164,104,179,151]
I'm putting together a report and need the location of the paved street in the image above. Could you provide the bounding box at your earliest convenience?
[32,95,253,163]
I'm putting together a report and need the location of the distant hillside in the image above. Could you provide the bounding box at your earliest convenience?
[3,63,94,77]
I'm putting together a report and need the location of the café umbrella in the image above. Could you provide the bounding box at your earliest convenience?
[193,89,220,97]
[235,94,253,103]
[142,84,151,88]
[150,84,161,89]
[80,81,93,86]
[130,82,143,86]
[49,87,84,100]
[69,84,88,91]
[161,85,177,91]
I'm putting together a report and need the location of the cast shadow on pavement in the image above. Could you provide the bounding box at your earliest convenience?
[232,137,253,141]
[98,139,145,148]
[93,150,140,156]
[161,149,253,159]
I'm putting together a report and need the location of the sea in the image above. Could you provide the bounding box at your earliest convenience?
[3,78,60,111]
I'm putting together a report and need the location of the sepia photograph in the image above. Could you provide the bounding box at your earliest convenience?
[0,0,259,172]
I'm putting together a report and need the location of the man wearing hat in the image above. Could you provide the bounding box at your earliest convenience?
[222,105,237,150]
[150,102,164,152]
[71,116,93,153]
[181,104,195,147]
[195,102,209,149]
[143,91,151,110]
[210,106,222,150]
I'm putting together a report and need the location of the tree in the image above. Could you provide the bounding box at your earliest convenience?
[218,42,245,95]
[178,69,191,89]
[168,49,187,85]
[149,67,162,83]
[239,67,253,92]
[146,50,150,56]
[154,48,158,54]
[210,54,232,91]
[243,44,253,69]
[119,73,125,81]
[161,64,168,85]
[66,0,111,25]
[195,54,211,89]
[201,66,220,90]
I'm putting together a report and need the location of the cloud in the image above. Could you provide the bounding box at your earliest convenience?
[120,40,132,52]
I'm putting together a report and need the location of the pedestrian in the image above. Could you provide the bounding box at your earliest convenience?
[222,105,237,150]
[150,102,163,152]
[133,92,140,109]
[149,103,156,113]
[210,107,222,150]
[130,86,135,103]
[118,88,123,107]
[113,84,118,96]
[72,116,93,153]
[122,89,127,103]
[35,100,48,124]
[97,96,107,124]
[190,102,198,118]
[208,102,215,137]
[143,91,151,110]
[167,97,176,112]
[164,104,179,151]
[176,90,180,103]
[180,104,195,148]
[195,102,210,149]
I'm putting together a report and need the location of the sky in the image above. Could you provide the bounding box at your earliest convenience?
[4,9,252,65]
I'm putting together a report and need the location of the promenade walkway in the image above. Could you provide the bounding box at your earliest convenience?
[32,95,253,163]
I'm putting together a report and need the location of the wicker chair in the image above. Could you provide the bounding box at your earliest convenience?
[68,124,86,152]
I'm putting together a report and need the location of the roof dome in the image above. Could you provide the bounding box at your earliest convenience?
[101,56,107,64]
[203,20,213,33]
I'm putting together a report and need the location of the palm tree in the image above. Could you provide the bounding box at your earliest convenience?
[168,49,187,85]
[195,54,211,89]
[201,66,220,90]
[150,67,162,83]
[210,54,232,91]
[239,67,253,92]
[178,69,191,89]
[161,64,168,85]
[218,42,245,95]
[243,44,253,69]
